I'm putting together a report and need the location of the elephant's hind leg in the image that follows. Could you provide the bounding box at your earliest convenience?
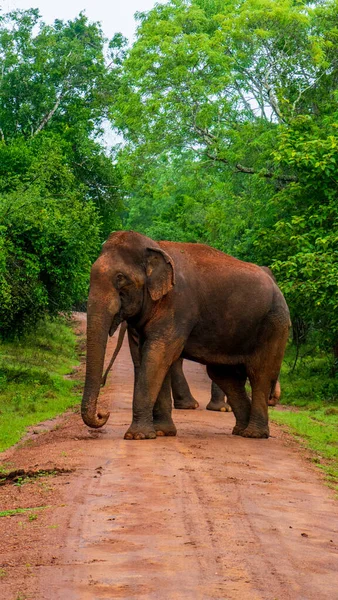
[206,381,232,412]
[244,325,289,439]
[171,358,199,409]
[153,372,177,437]
[268,379,281,406]
[207,365,250,435]
[241,374,270,438]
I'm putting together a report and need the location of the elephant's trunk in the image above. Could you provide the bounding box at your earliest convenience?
[81,295,120,428]
[101,321,128,387]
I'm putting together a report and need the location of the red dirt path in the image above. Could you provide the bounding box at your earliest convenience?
[0,313,337,600]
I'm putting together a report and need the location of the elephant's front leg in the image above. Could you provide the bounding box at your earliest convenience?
[124,342,178,440]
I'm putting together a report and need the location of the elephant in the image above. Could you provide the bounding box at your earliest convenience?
[102,268,282,410]
[81,230,290,439]
[170,368,281,409]
[101,321,231,411]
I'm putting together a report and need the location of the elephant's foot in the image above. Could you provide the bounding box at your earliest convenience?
[174,396,199,410]
[268,397,277,407]
[153,419,177,437]
[206,399,232,412]
[124,423,157,440]
[240,424,270,439]
[232,422,249,436]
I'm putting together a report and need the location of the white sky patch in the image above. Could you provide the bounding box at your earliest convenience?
[2,0,166,42]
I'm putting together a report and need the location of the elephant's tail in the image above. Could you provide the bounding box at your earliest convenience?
[101,321,128,387]
[268,377,281,406]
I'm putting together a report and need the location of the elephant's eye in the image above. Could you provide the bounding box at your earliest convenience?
[115,273,128,289]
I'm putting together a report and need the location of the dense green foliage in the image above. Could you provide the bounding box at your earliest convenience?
[0,187,99,334]
[110,0,338,358]
[0,9,122,335]
[0,316,80,451]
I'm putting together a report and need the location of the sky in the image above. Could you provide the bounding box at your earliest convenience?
[2,0,165,41]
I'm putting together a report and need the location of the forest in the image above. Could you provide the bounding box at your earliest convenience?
[0,1,337,417]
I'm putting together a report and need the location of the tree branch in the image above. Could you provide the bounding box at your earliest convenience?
[262,81,286,123]
[291,67,330,113]
[232,83,258,120]
[33,92,64,136]
[206,152,297,183]
[194,125,217,144]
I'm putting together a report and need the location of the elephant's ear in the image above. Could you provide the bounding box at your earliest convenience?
[145,247,175,301]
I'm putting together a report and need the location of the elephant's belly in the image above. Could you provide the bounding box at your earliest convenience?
[181,339,252,366]
[180,313,264,366]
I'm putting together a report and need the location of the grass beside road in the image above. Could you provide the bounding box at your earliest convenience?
[271,344,338,490]
[0,317,81,452]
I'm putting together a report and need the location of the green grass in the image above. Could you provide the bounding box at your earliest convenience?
[0,317,81,451]
[271,342,338,489]
[271,408,338,486]
[0,506,48,518]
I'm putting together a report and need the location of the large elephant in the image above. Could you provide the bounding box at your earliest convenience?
[82,231,290,439]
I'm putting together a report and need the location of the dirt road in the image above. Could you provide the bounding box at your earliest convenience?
[1,313,338,600]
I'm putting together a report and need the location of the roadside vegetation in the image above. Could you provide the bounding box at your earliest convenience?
[0,318,81,451]
[0,10,121,336]
[272,341,338,489]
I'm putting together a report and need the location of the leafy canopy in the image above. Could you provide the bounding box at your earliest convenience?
[0,9,124,335]
[110,0,338,352]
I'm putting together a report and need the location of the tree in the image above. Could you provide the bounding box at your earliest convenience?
[0,9,124,335]
[110,0,338,354]
[0,184,101,336]
[0,9,122,235]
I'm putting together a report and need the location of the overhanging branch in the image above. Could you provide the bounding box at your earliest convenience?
[206,152,297,183]
[33,92,64,136]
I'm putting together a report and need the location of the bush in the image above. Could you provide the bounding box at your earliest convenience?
[0,316,81,450]
[0,188,101,337]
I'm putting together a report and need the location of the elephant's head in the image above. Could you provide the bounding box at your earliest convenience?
[81,231,175,428]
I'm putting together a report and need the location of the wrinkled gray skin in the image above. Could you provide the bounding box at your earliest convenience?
[101,323,231,411]
[82,231,289,440]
